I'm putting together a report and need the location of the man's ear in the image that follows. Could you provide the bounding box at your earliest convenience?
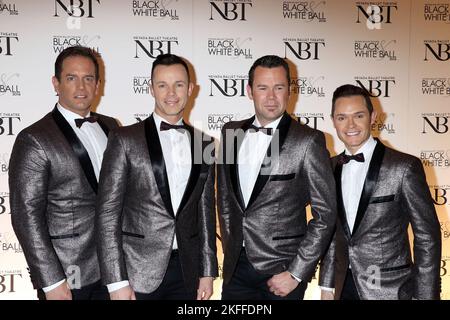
[246,84,253,100]
[149,81,155,98]
[330,114,336,129]
[188,82,194,97]
[52,76,60,95]
[94,79,100,96]
[370,110,378,126]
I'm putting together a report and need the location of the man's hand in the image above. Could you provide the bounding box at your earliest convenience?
[267,271,299,297]
[321,290,334,300]
[197,277,214,300]
[45,281,72,300]
[110,286,136,300]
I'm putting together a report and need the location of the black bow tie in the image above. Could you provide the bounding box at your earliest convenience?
[338,152,365,165]
[75,116,98,128]
[248,124,273,135]
[160,121,187,132]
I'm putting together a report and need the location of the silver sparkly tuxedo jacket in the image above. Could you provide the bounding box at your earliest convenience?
[9,106,119,289]
[319,139,441,300]
[217,112,337,284]
[95,115,218,294]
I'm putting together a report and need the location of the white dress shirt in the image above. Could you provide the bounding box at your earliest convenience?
[341,137,377,233]
[57,104,107,181]
[108,112,192,293]
[238,116,282,208]
[43,104,108,293]
[153,112,192,246]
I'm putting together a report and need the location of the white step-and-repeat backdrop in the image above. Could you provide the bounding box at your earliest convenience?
[0,0,449,299]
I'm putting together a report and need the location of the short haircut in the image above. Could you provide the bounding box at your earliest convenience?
[54,46,100,82]
[331,84,374,116]
[248,55,290,88]
[151,53,190,82]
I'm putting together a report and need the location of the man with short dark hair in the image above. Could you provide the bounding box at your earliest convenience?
[319,84,441,300]
[217,55,337,300]
[9,46,119,300]
[96,53,218,300]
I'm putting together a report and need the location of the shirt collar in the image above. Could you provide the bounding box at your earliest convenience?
[153,112,183,129]
[253,114,283,130]
[57,103,91,125]
[344,136,377,159]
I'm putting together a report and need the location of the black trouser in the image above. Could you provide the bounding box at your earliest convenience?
[134,250,196,300]
[37,279,109,300]
[222,248,307,300]
[340,268,360,300]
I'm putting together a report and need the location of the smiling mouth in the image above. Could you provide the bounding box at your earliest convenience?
[75,95,87,99]
[345,131,360,136]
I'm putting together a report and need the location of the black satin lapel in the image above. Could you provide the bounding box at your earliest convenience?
[144,115,174,217]
[229,117,254,211]
[334,159,351,240]
[51,106,98,194]
[352,140,385,236]
[176,124,201,217]
[246,113,291,210]
[91,112,110,137]
[276,112,292,147]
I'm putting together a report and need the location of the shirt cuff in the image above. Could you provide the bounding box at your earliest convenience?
[289,272,302,283]
[319,286,335,292]
[42,279,66,293]
[107,280,130,293]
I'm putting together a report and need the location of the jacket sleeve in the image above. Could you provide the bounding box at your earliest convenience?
[288,131,337,282]
[402,158,441,300]
[9,131,66,289]
[318,228,336,289]
[95,129,129,285]
[198,143,218,277]
[216,124,233,251]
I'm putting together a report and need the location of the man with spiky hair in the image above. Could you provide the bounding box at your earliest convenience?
[96,54,218,300]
